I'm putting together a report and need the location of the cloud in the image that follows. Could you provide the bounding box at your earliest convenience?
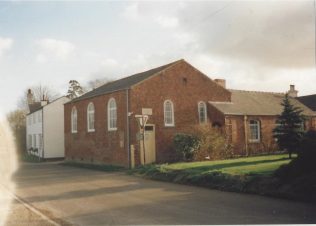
[175,1,315,69]
[155,15,179,28]
[0,37,13,57]
[121,2,140,20]
[36,38,75,62]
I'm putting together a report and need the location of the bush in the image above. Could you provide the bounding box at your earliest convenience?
[193,124,233,161]
[298,130,316,165]
[275,130,316,180]
[173,133,200,161]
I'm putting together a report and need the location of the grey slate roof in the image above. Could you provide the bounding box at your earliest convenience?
[297,94,316,111]
[72,60,182,102]
[28,102,42,114]
[209,90,316,116]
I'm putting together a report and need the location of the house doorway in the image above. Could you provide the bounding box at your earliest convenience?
[140,124,156,165]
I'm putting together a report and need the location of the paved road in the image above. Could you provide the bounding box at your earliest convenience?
[10,162,316,225]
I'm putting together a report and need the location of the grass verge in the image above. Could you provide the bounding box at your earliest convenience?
[129,154,315,203]
[20,153,44,163]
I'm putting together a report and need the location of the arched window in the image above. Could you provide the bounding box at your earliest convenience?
[108,98,117,131]
[87,102,95,132]
[164,100,174,126]
[198,101,207,123]
[249,120,260,142]
[71,106,78,133]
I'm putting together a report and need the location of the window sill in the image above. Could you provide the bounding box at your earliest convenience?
[71,131,78,134]
[108,128,117,132]
[87,129,95,133]
[249,140,260,143]
[164,125,175,128]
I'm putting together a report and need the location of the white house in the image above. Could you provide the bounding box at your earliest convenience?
[26,90,69,159]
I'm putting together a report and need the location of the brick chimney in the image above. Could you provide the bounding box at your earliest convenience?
[27,89,34,105]
[287,84,298,98]
[214,79,226,89]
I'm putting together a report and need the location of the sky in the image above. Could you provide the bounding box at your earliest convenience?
[0,0,315,119]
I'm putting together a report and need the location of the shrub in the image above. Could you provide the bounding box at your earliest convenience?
[193,124,233,161]
[298,130,316,164]
[173,133,200,161]
[275,130,316,180]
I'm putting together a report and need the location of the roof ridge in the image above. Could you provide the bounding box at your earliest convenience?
[229,89,284,95]
[71,59,184,103]
[103,59,183,87]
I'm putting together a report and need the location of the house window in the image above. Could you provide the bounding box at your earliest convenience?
[28,135,32,149]
[33,113,36,124]
[38,134,42,150]
[33,134,37,148]
[87,102,95,132]
[108,98,117,131]
[198,101,207,123]
[164,100,174,126]
[71,106,78,133]
[249,120,260,142]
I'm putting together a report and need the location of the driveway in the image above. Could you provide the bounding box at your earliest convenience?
[9,162,316,225]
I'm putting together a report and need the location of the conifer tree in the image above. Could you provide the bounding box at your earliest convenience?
[273,94,305,159]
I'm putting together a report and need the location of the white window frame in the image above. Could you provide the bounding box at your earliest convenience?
[71,106,78,133]
[28,135,32,149]
[249,120,260,142]
[33,134,37,148]
[87,102,95,132]
[38,134,42,150]
[198,101,207,124]
[164,100,175,127]
[107,98,117,131]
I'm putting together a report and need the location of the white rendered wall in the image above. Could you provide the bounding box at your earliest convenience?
[26,110,43,157]
[42,97,69,158]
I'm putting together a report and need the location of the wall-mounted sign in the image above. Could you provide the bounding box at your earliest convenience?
[142,108,152,115]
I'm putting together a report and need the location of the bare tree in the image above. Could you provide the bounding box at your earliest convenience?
[6,109,27,155]
[17,84,60,110]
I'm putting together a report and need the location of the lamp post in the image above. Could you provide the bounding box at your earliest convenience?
[135,115,148,165]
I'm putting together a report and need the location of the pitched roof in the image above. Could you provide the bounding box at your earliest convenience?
[72,59,183,102]
[297,94,316,111]
[209,90,316,116]
[28,102,42,114]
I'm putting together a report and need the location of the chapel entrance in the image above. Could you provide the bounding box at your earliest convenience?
[140,124,156,165]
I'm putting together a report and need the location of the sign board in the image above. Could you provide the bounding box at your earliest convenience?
[135,115,149,128]
[142,108,152,115]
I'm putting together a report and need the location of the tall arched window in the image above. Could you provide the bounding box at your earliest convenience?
[87,102,95,132]
[198,101,207,123]
[108,98,117,131]
[71,106,78,133]
[164,100,174,126]
[249,120,260,142]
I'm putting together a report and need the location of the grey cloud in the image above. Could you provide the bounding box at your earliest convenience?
[175,1,315,68]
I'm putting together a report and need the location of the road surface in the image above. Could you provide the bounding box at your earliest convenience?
[7,162,316,225]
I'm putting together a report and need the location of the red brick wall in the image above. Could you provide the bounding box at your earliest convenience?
[224,115,316,156]
[129,60,231,164]
[64,90,129,167]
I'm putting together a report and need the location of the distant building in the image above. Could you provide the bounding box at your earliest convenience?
[297,94,316,113]
[208,88,316,155]
[26,90,69,159]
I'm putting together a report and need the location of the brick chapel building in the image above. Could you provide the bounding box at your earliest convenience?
[64,59,316,167]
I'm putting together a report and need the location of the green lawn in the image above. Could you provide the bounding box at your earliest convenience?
[130,154,294,194]
[161,154,292,176]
